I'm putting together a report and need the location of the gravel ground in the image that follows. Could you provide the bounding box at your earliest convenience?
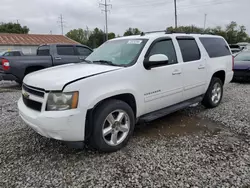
[0,81,250,187]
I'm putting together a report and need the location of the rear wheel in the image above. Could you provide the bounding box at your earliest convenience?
[89,99,135,152]
[202,77,223,108]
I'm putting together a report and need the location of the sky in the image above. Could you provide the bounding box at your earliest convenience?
[1,0,249,36]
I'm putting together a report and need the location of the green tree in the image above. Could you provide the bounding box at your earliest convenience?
[66,28,89,44]
[124,28,141,36]
[87,28,106,48]
[0,22,29,34]
[166,21,250,44]
[108,32,116,39]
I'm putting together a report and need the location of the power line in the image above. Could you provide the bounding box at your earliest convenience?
[99,0,112,41]
[57,14,66,35]
[174,0,177,29]
[204,13,207,30]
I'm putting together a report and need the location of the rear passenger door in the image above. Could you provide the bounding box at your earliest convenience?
[53,45,79,66]
[176,37,207,100]
[76,46,93,62]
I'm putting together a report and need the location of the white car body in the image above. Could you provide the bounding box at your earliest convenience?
[18,32,234,143]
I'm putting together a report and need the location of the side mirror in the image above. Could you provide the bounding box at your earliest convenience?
[144,54,169,70]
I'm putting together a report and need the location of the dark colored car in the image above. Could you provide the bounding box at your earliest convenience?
[0,50,24,58]
[233,51,250,81]
[0,44,93,83]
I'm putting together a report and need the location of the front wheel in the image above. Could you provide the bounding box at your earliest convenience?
[89,99,135,152]
[202,77,223,108]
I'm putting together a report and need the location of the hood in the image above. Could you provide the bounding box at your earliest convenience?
[234,60,250,70]
[23,63,122,90]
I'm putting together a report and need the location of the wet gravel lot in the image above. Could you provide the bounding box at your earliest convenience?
[0,81,250,187]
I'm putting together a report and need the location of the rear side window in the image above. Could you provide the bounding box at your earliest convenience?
[13,51,21,56]
[148,39,177,64]
[177,38,201,62]
[57,46,75,55]
[199,37,231,58]
[37,46,50,56]
[76,46,92,56]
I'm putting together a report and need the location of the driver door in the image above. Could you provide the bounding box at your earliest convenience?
[142,38,183,114]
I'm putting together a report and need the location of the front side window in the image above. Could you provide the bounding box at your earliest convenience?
[57,46,75,56]
[148,39,177,65]
[86,39,148,66]
[37,45,50,56]
[177,38,201,62]
[76,46,92,56]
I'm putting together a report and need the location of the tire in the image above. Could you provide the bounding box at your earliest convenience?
[89,99,135,152]
[202,77,223,108]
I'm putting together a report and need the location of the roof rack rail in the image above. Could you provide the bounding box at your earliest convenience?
[140,30,168,36]
[141,30,213,36]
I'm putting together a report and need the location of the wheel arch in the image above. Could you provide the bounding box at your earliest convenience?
[85,93,137,140]
[211,70,226,85]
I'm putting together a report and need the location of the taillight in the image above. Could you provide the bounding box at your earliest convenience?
[232,55,234,71]
[2,58,10,71]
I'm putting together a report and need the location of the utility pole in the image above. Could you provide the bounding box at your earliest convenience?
[99,0,112,41]
[203,13,207,30]
[174,0,177,29]
[58,14,66,35]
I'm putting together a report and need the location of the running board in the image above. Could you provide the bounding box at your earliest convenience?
[139,95,203,122]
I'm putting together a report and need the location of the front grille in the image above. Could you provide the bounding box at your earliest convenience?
[22,95,42,111]
[23,84,44,98]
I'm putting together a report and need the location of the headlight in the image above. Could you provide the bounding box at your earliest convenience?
[46,91,79,111]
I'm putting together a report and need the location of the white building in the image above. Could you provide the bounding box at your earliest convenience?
[0,33,79,55]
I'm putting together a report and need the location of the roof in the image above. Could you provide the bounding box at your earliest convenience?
[0,33,79,46]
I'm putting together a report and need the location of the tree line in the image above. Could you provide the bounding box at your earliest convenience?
[66,21,250,48]
[0,21,249,49]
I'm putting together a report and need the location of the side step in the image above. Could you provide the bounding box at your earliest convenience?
[139,96,203,122]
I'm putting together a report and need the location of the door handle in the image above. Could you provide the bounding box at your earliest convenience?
[172,70,182,75]
[198,65,205,69]
[55,57,62,60]
[79,57,85,60]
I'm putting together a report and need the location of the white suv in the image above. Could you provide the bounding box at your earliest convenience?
[18,31,234,152]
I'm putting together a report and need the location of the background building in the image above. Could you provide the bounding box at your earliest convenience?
[0,33,79,54]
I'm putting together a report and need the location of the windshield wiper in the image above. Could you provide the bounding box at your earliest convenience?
[93,60,121,67]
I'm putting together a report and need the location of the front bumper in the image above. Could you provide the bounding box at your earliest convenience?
[233,69,250,80]
[18,98,87,141]
[0,72,18,81]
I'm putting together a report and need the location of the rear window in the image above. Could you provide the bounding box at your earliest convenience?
[37,46,50,56]
[57,45,75,55]
[177,38,201,62]
[199,37,231,58]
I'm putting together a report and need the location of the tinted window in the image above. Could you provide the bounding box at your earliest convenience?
[76,46,92,56]
[57,46,75,55]
[200,37,231,58]
[148,40,177,64]
[13,51,21,56]
[37,46,50,56]
[177,38,201,62]
[3,52,12,56]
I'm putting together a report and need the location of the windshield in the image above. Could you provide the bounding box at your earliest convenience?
[235,52,250,61]
[86,39,148,66]
[0,51,5,56]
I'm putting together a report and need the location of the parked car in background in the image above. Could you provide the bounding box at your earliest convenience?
[229,44,242,55]
[0,44,93,83]
[233,51,250,81]
[18,31,233,152]
[237,42,249,50]
[0,50,24,57]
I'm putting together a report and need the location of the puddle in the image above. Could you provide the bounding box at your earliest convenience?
[134,112,222,139]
